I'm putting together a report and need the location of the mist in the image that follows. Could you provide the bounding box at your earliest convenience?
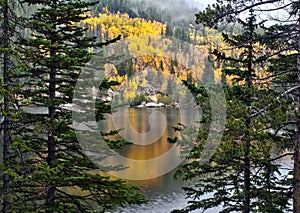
[127,0,204,24]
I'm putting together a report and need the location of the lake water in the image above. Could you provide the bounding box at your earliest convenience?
[97,107,222,212]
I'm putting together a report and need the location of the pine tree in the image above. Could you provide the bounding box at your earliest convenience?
[172,11,291,213]
[1,1,11,212]
[262,22,300,212]
[195,0,300,211]
[0,1,24,212]
[9,0,144,212]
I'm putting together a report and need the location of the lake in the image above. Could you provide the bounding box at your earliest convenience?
[98,107,222,212]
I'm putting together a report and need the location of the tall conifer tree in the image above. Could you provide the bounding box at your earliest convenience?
[1,1,11,212]
[172,11,291,213]
[9,0,144,212]
[192,0,300,211]
[0,1,24,211]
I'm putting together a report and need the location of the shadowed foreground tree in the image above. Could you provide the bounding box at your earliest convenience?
[0,1,12,212]
[7,0,145,212]
[171,11,292,213]
[0,0,24,212]
[196,1,300,210]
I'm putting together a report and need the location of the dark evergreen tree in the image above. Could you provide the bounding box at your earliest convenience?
[172,11,291,213]
[0,1,11,212]
[8,0,144,212]
[196,0,300,211]
[0,1,24,212]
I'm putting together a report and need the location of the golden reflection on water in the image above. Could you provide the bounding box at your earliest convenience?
[99,108,198,181]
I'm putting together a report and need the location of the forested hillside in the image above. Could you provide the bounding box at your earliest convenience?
[79,10,226,102]
[1,0,299,212]
[79,8,268,103]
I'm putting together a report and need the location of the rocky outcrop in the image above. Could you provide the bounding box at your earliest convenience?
[100,81,178,108]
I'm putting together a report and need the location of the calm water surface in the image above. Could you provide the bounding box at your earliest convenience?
[99,107,219,212]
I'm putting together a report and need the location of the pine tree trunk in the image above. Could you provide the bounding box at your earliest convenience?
[45,31,57,213]
[243,95,251,213]
[2,1,10,212]
[243,134,251,213]
[243,14,254,213]
[44,3,57,211]
[293,5,300,212]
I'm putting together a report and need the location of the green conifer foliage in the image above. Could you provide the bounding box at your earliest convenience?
[9,1,145,212]
[172,11,291,213]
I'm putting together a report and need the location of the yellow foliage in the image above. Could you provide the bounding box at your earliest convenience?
[82,11,166,40]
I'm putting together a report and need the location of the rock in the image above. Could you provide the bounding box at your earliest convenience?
[145,102,164,108]
[107,89,115,96]
[145,102,157,107]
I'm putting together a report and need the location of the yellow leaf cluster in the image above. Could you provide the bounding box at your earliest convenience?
[82,11,166,40]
